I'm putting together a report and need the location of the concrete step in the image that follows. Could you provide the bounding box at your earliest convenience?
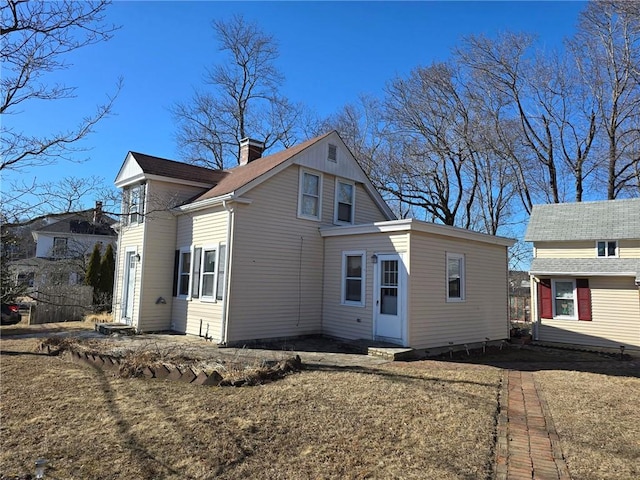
[367,347,415,361]
[95,322,136,336]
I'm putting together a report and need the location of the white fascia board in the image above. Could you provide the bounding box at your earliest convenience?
[321,218,516,247]
[173,194,252,214]
[115,173,214,189]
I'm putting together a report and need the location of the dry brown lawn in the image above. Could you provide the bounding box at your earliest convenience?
[1,336,500,480]
[535,370,640,480]
[1,327,638,480]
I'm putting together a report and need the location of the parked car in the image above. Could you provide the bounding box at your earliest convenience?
[1,303,21,325]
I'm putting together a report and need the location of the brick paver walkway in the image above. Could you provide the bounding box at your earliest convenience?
[496,370,571,480]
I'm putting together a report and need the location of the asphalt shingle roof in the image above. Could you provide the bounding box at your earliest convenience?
[524,198,640,241]
[530,258,639,278]
[130,152,227,185]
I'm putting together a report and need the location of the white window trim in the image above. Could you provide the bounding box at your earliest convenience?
[177,246,192,299]
[341,250,366,307]
[125,182,146,226]
[334,178,355,225]
[199,245,219,302]
[446,252,465,302]
[297,168,323,221]
[551,278,578,320]
[595,240,618,258]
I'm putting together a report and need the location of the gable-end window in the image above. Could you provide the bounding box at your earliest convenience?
[552,279,576,318]
[298,170,322,220]
[178,250,191,297]
[123,183,146,226]
[328,143,338,163]
[342,251,365,306]
[201,248,217,299]
[335,179,355,224]
[596,240,617,257]
[446,253,465,302]
[52,237,68,258]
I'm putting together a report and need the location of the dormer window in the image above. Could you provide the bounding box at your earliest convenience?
[596,240,617,257]
[123,183,146,226]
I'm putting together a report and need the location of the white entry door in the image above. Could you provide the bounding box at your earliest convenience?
[374,254,406,344]
[122,251,136,325]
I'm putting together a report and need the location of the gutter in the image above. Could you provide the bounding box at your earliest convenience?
[173,193,252,215]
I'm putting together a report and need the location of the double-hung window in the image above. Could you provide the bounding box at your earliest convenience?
[52,237,68,258]
[446,253,465,302]
[174,244,227,302]
[299,170,322,220]
[335,179,355,224]
[342,251,365,306]
[552,279,576,318]
[123,183,146,226]
[596,240,617,257]
[178,249,191,297]
[201,248,217,299]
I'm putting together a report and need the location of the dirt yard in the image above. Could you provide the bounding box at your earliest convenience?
[1,322,638,480]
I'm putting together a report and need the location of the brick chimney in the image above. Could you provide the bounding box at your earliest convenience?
[239,138,265,166]
[93,201,103,223]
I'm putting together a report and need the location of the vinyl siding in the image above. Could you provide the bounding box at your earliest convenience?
[322,233,409,341]
[137,181,201,332]
[226,165,325,343]
[113,222,144,324]
[538,276,640,349]
[535,239,640,258]
[172,206,229,341]
[409,232,510,349]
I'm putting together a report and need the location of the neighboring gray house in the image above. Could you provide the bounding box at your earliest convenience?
[525,198,640,350]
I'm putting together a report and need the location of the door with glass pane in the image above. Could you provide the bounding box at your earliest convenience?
[374,254,405,343]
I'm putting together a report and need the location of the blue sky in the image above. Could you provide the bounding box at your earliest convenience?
[5,0,587,202]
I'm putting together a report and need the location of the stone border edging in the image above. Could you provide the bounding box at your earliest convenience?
[37,343,302,387]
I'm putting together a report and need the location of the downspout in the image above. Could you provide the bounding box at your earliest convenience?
[219,200,235,345]
[114,223,123,321]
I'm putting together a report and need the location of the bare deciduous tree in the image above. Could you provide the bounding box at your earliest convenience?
[570,0,640,199]
[172,14,303,169]
[0,0,121,171]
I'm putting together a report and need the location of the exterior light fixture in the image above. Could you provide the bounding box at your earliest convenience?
[371,254,378,264]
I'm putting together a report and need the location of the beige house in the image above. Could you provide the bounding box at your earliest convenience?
[525,199,640,351]
[113,131,514,350]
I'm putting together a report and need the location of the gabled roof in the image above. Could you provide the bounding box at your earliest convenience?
[34,212,116,237]
[192,132,333,202]
[525,198,640,242]
[127,152,227,185]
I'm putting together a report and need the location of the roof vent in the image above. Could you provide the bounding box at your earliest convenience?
[239,138,265,166]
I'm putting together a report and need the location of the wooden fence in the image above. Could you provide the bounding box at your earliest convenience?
[509,296,531,323]
[29,286,93,324]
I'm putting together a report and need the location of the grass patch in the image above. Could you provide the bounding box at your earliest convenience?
[1,337,501,480]
[536,370,640,480]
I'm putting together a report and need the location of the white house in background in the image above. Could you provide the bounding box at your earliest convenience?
[525,198,640,350]
[113,131,515,350]
[11,204,117,287]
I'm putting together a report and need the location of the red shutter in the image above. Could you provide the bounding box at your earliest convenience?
[576,278,592,321]
[538,279,552,318]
